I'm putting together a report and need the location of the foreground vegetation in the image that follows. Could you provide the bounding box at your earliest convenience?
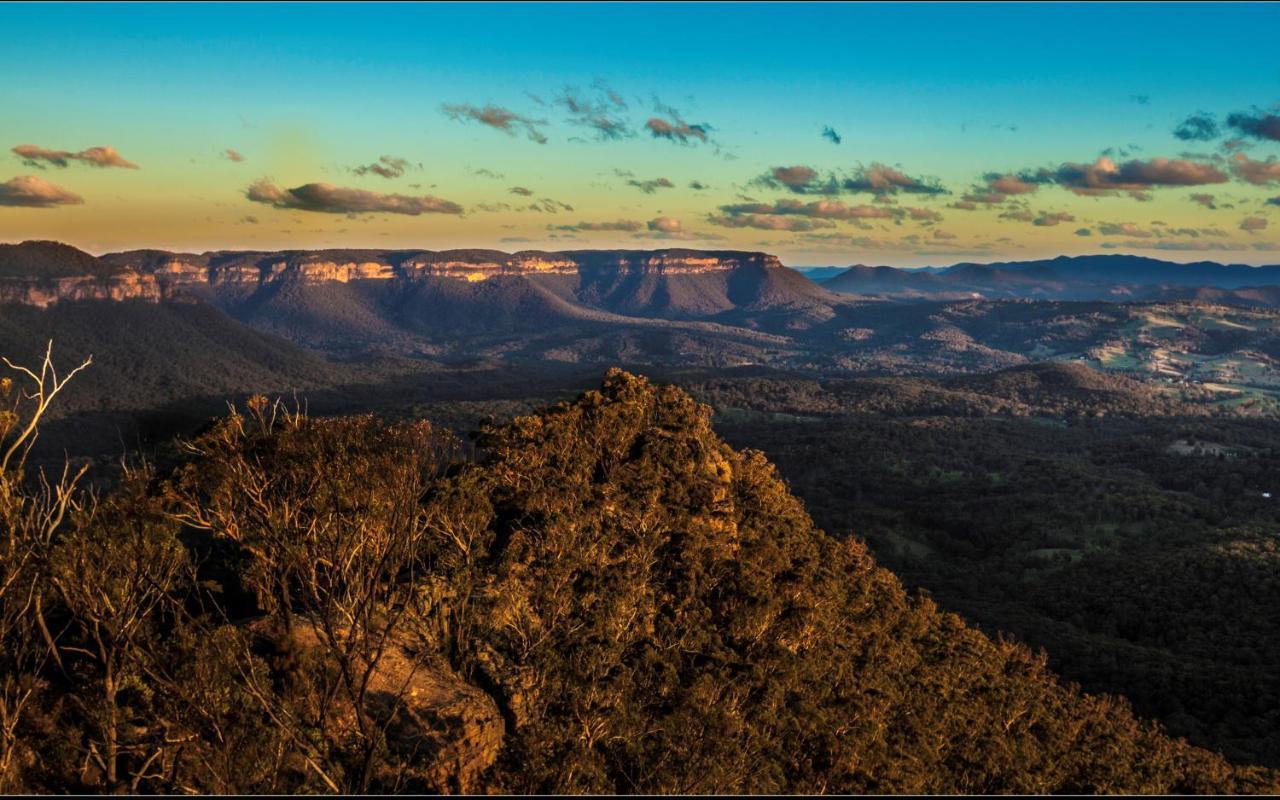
[1,348,1276,793]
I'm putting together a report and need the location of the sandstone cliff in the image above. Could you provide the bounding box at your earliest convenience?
[0,241,784,308]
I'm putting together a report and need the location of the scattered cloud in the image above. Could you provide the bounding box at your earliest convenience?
[821,126,842,145]
[524,197,574,213]
[551,219,644,232]
[1267,196,1280,207]
[245,179,463,215]
[707,212,836,231]
[558,81,632,141]
[1047,155,1228,196]
[1075,228,1093,236]
[1226,110,1280,142]
[1230,153,1280,185]
[754,162,946,196]
[688,180,710,190]
[626,176,675,194]
[718,199,897,221]
[12,143,138,169]
[1240,216,1268,233]
[1130,94,1150,105]
[1172,112,1220,142]
[1189,192,1217,209]
[645,101,711,145]
[1098,222,1152,238]
[223,148,245,163]
[441,103,548,144]
[509,186,533,196]
[352,155,412,179]
[0,175,85,207]
[634,216,726,241]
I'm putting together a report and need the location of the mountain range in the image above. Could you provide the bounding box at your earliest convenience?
[818,254,1280,304]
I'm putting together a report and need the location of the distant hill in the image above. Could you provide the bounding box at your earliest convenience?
[827,254,1280,302]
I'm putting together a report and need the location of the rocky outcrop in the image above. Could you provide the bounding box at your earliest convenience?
[0,242,787,307]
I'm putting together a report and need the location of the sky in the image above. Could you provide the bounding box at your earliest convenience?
[1,1,1278,267]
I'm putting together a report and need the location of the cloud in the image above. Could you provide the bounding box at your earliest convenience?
[1240,216,1268,233]
[645,102,711,145]
[841,163,947,195]
[1172,112,1220,142]
[245,179,462,215]
[754,162,946,196]
[907,207,944,222]
[1230,153,1280,185]
[0,175,85,207]
[240,215,258,224]
[626,176,675,194]
[998,209,1033,222]
[352,155,411,179]
[1098,222,1152,238]
[524,198,574,213]
[509,186,533,196]
[558,83,633,141]
[1101,239,1238,252]
[718,199,897,221]
[688,180,710,190]
[551,219,644,232]
[648,216,682,233]
[441,103,548,144]
[707,213,835,231]
[1267,197,1280,207]
[1049,155,1227,196]
[1226,110,1280,142]
[1075,228,1093,236]
[984,172,1044,196]
[1130,94,1150,105]
[12,143,138,169]
[224,148,245,163]
[821,126,842,145]
[1189,192,1217,209]
[769,165,819,189]
[635,216,726,241]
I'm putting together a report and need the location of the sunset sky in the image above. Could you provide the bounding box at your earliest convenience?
[1,1,1278,267]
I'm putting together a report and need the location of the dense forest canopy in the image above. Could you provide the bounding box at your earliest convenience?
[1,348,1276,793]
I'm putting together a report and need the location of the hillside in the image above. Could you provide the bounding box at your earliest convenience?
[1,369,1275,793]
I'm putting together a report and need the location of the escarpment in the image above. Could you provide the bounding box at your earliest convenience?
[0,241,784,307]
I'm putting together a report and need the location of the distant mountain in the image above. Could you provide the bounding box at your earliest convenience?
[826,254,1280,302]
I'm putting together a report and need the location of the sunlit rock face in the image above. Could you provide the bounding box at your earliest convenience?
[1,243,789,307]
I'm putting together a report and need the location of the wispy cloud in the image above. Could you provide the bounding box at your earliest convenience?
[645,100,711,145]
[12,144,138,169]
[821,125,842,145]
[223,148,245,163]
[558,81,633,141]
[352,155,412,179]
[441,103,548,144]
[626,176,675,194]
[551,219,644,232]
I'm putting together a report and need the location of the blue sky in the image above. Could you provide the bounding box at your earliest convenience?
[1,2,1278,265]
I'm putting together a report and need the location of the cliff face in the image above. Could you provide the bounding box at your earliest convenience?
[0,242,784,307]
